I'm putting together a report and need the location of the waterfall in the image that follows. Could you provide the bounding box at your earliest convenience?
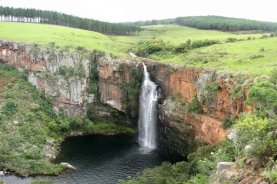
[138,63,158,154]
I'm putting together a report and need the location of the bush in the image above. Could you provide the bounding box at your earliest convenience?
[264,165,277,183]
[132,39,166,57]
[250,54,264,60]
[226,37,237,43]
[185,174,208,184]
[59,65,86,78]
[191,39,220,49]
[206,83,219,91]
[222,116,235,129]
[261,35,269,39]
[187,97,203,113]
[120,161,191,184]
[247,70,277,117]
[234,114,277,159]
[174,39,192,53]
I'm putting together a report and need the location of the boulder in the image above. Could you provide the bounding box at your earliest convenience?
[61,162,76,170]
[216,162,238,183]
[227,128,237,140]
[217,162,235,173]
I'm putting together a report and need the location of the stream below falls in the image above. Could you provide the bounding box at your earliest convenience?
[0,134,181,184]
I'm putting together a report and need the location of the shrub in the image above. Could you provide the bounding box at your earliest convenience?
[222,116,235,129]
[48,42,56,47]
[234,114,277,159]
[226,37,237,43]
[174,39,192,53]
[187,97,203,113]
[247,70,277,117]
[270,69,277,85]
[250,54,264,60]
[59,65,86,78]
[264,165,277,183]
[76,46,86,52]
[185,174,208,184]
[121,68,143,109]
[260,47,265,52]
[206,83,219,91]
[120,161,191,184]
[132,39,166,57]
[261,35,269,39]
[191,39,220,49]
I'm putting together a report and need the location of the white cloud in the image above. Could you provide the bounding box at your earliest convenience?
[1,0,277,22]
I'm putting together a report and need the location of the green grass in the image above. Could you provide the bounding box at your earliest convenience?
[0,22,274,75]
[125,24,262,44]
[0,22,127,56]
[0,22,262,54]
[0,65,64,176]
[112,24,264,50]
[153,36,277,75]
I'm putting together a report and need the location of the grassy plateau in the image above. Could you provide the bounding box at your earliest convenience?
[1,22,275,75]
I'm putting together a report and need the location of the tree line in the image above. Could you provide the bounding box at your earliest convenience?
[127,16,277,32]
[0,6,141,35]
[175,16,277,32]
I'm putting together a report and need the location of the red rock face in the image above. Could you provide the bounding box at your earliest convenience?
[155,66,252,147]
[168,68,201,102]
[188,114,225,145]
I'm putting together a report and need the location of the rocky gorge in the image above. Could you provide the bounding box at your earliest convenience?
[0,41,252,156]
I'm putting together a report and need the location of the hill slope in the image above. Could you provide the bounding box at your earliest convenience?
[150,36,277,75]
[0,6,140,35]
[0,22,275,75]
[0,22,263,54]
[128,15,277,32]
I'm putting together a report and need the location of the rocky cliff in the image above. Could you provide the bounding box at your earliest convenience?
[0,42,91,116]
[0,41,251,156]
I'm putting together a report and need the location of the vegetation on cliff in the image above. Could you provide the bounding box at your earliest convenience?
[121,70,277,184]
[0,65,135,176]
[0,65,63,176]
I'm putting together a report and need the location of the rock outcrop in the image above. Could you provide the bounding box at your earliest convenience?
[0,42,91,116]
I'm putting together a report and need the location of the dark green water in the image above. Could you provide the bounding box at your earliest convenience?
[0,134,180,184]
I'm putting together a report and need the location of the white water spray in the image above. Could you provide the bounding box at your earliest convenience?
[138,63,158,154]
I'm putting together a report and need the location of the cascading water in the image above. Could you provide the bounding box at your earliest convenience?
[138,63,158,154]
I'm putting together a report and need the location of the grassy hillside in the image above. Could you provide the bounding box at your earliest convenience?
[0,22,125,55]
[129,15,277,32]
[150,36,277,75]
[113,24,264,46]
[175,16,277,32]
[0,22,262,54]
[0,6,140,35]
[0,22,275,75]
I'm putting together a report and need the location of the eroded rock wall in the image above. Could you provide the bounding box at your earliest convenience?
[0,42,92,116]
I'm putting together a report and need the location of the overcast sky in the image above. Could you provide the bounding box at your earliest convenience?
[1,0,277,23]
